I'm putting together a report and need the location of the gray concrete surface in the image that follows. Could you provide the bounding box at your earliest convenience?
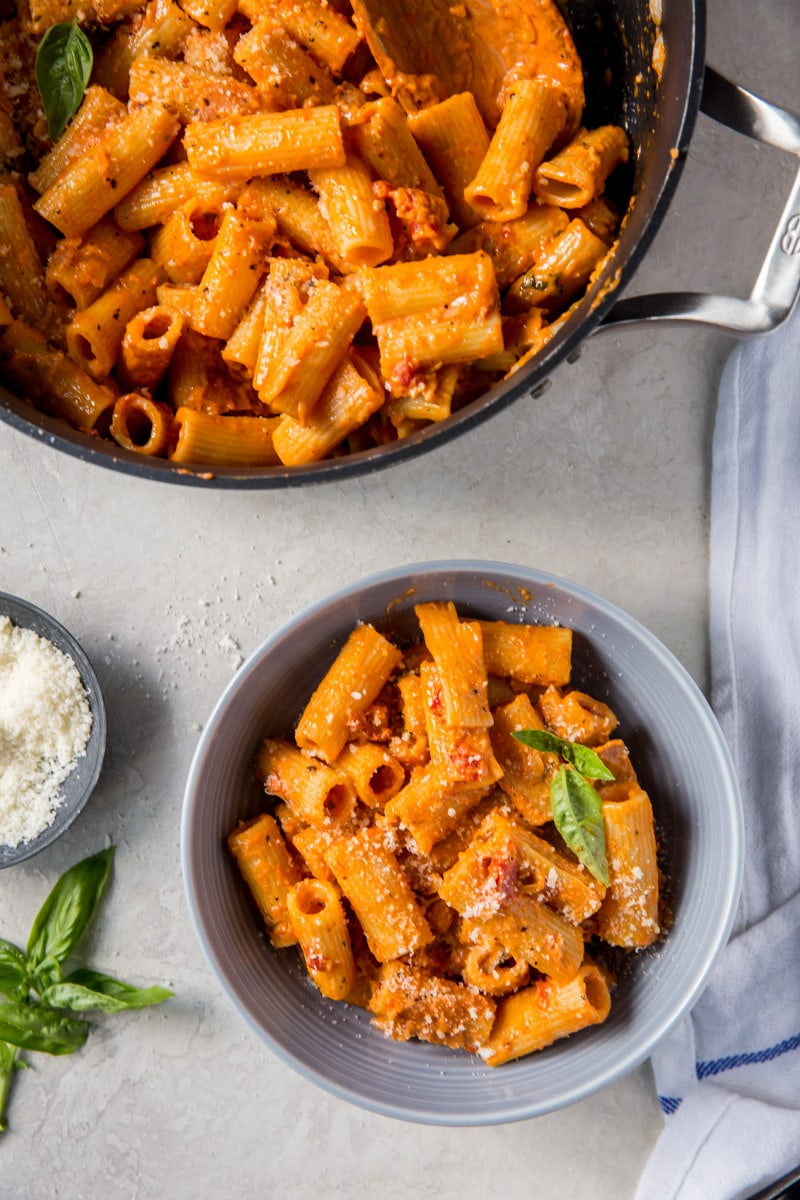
[1,0,798,1194]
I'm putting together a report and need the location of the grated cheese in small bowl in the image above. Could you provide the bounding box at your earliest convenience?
[0,594,106,868]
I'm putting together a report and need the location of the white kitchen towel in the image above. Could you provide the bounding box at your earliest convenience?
[636,301,800,1200]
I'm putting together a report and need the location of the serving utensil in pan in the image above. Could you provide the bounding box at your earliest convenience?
[1,0,799,486]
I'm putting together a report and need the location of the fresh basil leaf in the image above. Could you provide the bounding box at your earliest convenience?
[512,728,615,780]
[29,955,62,995]
[0,1000,88,1055]
[549,765,609,886]
[0,940,28,1001]
[27,847,114,968]
[35,21,93,142]
[47,970,173,1014]
[0,1040,20,1132]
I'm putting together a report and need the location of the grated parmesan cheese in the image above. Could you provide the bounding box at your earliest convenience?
[0,616,93,848]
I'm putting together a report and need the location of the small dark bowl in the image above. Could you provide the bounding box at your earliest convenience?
[0,594,106,868]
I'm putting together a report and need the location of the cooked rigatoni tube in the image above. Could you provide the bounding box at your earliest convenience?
[46,216,144,310]
[0,321,119,432]
[252,258,328,393]
[192,211,274,340]
[66,258,163,379]
[93,0,193,97]
[574,194,621,244]
[166,327,239,409]
[255,737,357,830]
[157,283,197,324]
[114,163,219,232]
[507,218,609,311]
[286,879,357,1001]
[415,601,492,728]
[109,391,174,456]
[0,183,50,329]
[118,305,183,390]
[462,938,530,997]
[256,279,366,422]
[149,196,227,285]
[462,893,584,984]
[184,106,346,181]
[227,813,300,948]
[233,21,339,108]
[357,250,496,324]
[477,620,573,686]
[334,740,406,809]
[377,306,503,394]
[237,0,360,71]
[533,124,629,208]
[351,97,444,197]
[221,288,268,378]
[295,623,403,762]
[325,828,433,962]
[538,684,618,746]
[383,363,459,426]
[487,808,606,924]
[170,409,281,467]
[34,103,181,238]
[383,768,490,855]
[238,177,348,273]
[309,154,393,269]
[369,960,495,1051]
[448,205,569,288]
[420,661,503,788]
[489,693,553,827]
[28,86,125,194]
[481,962,612,1065]
[408,92,490,228]
[437,806,521,918]
[271,350,384,466]
[180,0,236,32]
[596,787,660,947]
[594,739,639,803]
[464,79,566,221]
[128,57,261,123]
[288,825,337,884]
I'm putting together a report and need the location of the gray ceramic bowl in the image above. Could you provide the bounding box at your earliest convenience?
[181,561,743,1125]
[0,594,107,869]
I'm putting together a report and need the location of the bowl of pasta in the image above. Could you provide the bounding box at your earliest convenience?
[2,0,798,484]
[181,561,743,1123]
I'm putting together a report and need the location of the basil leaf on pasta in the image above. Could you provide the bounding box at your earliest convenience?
[549,765,609,886]
[35,21,93,142]
[512,727,614,780]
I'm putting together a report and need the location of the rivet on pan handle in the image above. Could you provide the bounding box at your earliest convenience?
[600,66,800,337]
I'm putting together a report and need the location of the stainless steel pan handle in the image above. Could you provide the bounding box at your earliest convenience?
[601,66,800,336]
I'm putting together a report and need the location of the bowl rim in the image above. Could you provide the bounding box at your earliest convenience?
[0,592,107,868]
[181,559,744,1124]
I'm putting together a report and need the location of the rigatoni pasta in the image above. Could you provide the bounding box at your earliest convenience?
[229,602,665,1064]
[2,0,630,470]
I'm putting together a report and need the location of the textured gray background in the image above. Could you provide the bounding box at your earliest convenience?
[1,0,798,1194]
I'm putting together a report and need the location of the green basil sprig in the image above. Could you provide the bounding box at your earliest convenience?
[549,766,610,887]
[0,847,172,1132]
[35,21,93,142]
[512,727,612,885]
[512,728,614,781]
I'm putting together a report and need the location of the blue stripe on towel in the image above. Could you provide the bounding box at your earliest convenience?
[696,1030,800,1079]
[659,1096,682,1115]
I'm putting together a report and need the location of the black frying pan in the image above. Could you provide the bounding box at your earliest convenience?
[2,0,799,486]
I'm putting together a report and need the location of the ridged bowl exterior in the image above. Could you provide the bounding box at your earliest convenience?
[181,561,742,1124]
